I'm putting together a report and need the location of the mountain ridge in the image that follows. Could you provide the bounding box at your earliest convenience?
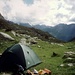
[1,13,74,42]
[0,13,62,43]
[15,21,75,42]
[32,23,75,42]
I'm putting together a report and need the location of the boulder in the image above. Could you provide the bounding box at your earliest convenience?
[0,32,14,41]
[19,38,27,45]
[29,38,37,44]
[62,51,75,59]
[11,31,16,36]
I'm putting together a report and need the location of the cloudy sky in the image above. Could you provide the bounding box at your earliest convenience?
[0,0,75,26]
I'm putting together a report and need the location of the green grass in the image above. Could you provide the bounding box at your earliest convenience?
[0,40,18,53]
[30,40,75,75]
[0,34,75,75]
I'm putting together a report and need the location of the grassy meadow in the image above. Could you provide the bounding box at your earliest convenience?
[30,40,75,75]
[0,36,75,75]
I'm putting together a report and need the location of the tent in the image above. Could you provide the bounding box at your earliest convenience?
[0,43,41,72]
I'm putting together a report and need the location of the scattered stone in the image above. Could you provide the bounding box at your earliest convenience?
[61,51,75,68]
[38,45,41,48]
[29,38,37,44]
[51,42,64,46]
[11,31,16,36]
[67,57,73,60]
[65,51,75,55]
[67,63,73,67]
[0,32,14,41]
[16,33,20,37]
[19,38,27,45]
[63,51,75,59]
[25,35,31,39]
[60,64,64,67]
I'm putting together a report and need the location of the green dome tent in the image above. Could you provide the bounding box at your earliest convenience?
[0,43,41,72]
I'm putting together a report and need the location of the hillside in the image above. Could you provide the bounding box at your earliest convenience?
[47,24,75,42]
[33,24,75,42]
[0,14,62,43]
[0,13,64,54]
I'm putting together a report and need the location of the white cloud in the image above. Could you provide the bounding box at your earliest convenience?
[0,0,75,26]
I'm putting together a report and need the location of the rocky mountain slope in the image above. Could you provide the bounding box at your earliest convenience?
[19,22,75,42]
[0,13,62,43]
[33,24,75,42]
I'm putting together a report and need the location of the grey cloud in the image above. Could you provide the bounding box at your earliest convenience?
[0,0,75,26]
[3,4,11,13]
[56,13,68,19]
[65,0,75,10]
[69,18,75,22]
[56,14,64,18]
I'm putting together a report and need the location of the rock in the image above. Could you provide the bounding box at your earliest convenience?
[25,35,31,39]
[29,38,37,44]
[62,51,75,68]
[38,45,41,48]
[0,32,14,41]
[65,51,75,55]
[60,64,64,67]
[62,51,75,59]
[11,31,16,36]
[67,63,73,67]
[19,38,27,45]
[51,42,64,46]
[67,57,73,60]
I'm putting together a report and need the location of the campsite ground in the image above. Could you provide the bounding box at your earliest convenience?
[30,40,75,75]
[0,39,75,75]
